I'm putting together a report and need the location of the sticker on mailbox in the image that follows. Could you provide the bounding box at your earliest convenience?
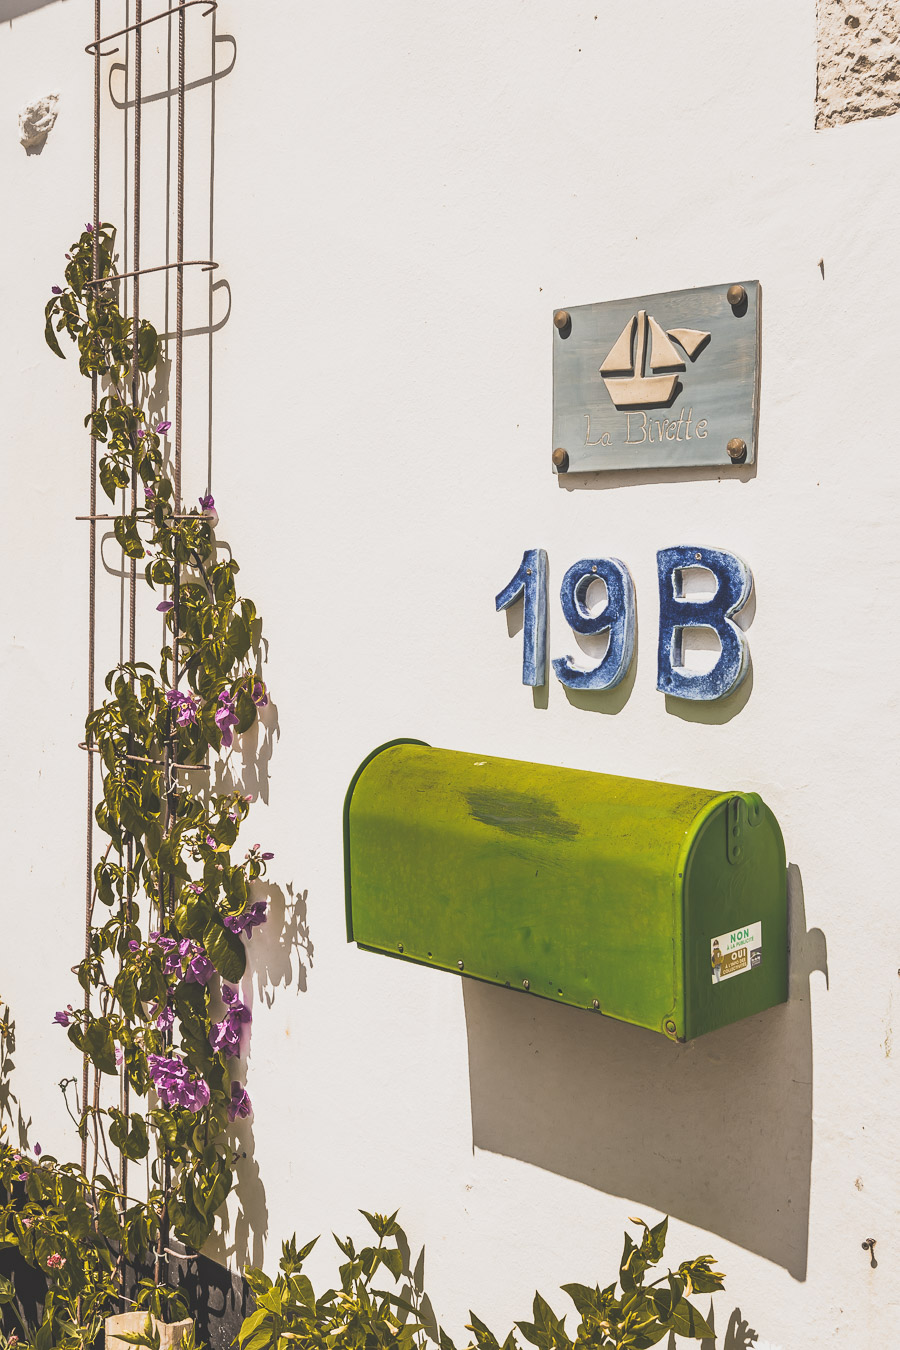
[711,922,762,985]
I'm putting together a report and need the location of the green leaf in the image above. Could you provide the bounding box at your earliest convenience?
[99,456,125,501]
[97,1191,123,1242]
[0,1274,16,1305]
[678,1256,726,1296]
[137,321,160,372]
[203,916,246,982]
[83,1016,118,1075]
[640,1216,668,1265]
[174,894,213,940]
[560,1284,606,1320]
[469,1312,500,1350]
[669,1300,714,1339]
[238,1307,275,1350]
[44,300,65,358]
[108,1109,149,1161]
[114,513,145,560]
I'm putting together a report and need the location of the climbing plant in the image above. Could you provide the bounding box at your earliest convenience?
[2,222,274,1291]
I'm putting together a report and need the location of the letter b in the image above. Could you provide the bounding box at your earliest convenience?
[657,546,752,701]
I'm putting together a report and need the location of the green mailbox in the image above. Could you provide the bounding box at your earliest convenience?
[344,741,787,1041]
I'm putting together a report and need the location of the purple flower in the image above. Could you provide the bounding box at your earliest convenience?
[224,901,268,938]
[152,999,174,1032]
[251,680,268,709]
[33,1144,41,1157]
[53,1010,70,1027]
[46,1253,65,1270]
[156,420,172,435]
[128,940,140,951]
[144,485,155,502]
[209,987,251,1058]
[18,1172,27,1182]
[147,1053,210,1113]
[137,428,145,439]
[166,688,199,728]
[85,222,94,233]
[262,852,274,861]
[51,286,62,295]
[185,949,215,985]
[228,1082,252,1121]
[199,493,215,512]
[215,690,239,749]
[115,1046,124,1067]
[187,882,203,895]
[157,600,174,613]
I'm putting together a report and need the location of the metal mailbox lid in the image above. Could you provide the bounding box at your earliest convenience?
[681,794,787,1039]
[344,742,759,1039]
[552,281,761,473]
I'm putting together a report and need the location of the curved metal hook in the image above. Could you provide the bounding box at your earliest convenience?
[85,0,217,57]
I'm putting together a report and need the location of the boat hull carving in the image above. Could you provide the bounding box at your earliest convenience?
[603,372,680,409]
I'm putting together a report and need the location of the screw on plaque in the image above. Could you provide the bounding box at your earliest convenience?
[552,447,569,472]
[727,437,747,463]
[727,284,746,307]
[862,1238,877,1267]
[553,310,570,331]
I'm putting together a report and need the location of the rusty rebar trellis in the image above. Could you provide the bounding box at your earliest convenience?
[80,0,219,1284]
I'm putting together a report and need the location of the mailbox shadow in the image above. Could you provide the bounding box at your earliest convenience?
[0,0,59,20]
[462,863,825,1280]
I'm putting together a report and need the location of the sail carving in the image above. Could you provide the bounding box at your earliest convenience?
[600,311,711,409]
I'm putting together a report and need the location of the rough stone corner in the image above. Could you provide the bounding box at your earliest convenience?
[816,0,900,129]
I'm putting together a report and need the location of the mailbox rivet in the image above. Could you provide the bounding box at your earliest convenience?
[553,310,570,331]
[592,999,600,1010]
[552,447,569,471]
[523,979,530,990]
[727,437,747,463]
[457,960,464,970]
[727,284,746,306]
[397,943,404,953]
[665,1019,677,1034]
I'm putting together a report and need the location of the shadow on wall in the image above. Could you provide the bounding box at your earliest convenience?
[463,863,826,1281]
[0,0,60,21]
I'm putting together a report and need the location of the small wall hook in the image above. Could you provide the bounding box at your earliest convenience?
[862,1237,878,1268]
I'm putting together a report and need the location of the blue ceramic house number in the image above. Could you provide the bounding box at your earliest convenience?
[496,547,752,701]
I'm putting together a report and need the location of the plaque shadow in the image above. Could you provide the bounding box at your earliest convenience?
[462,863,825,1280]
[557,460,757,492]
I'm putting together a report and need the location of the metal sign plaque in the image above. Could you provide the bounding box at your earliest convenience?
[551,281,760,473]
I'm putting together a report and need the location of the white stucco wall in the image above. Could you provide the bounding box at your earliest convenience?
[2,2,899,1346]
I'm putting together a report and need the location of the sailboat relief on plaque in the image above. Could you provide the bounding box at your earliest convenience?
[551,282,761,474]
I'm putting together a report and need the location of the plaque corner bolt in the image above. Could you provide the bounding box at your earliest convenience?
[552,447,569,472]
[727,284,746,307]
[727,438,747,463]
[553,309,570,331]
